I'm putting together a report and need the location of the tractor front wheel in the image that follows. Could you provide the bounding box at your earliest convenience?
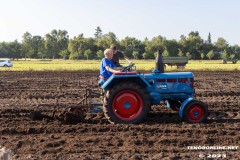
[183,100,208,123]
[103,82,150,124]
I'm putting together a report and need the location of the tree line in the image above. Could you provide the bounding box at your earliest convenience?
[0,26,239,60]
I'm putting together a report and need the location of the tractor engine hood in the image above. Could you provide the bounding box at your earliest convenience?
[144,72,194,79]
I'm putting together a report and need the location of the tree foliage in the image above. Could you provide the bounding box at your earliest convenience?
[178,49,184,57]
[94,26,102,39]
[206,50,215,60]
[0,29,239,60]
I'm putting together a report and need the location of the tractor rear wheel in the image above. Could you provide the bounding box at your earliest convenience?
[183,100,208,123]
[103,82,150,124]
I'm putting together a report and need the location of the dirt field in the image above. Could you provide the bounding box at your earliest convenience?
[0,71,239,160]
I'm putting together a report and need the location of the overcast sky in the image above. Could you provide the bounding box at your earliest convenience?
[0,0,239,45]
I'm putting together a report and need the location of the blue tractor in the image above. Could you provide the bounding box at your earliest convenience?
[99,50,208,124]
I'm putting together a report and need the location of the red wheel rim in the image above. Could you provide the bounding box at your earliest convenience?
[113,90,143,121]
[188,105,204,122]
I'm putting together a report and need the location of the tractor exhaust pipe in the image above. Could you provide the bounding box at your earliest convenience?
[155,49,164,73]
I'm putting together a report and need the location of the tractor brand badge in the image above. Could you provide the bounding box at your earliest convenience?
[157,84,167,89]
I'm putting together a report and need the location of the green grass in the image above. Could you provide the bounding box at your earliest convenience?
[0,59,239,71]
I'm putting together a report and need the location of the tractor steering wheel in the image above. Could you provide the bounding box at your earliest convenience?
[121,63,135,72]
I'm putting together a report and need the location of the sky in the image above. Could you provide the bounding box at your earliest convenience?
[0,0,240,45]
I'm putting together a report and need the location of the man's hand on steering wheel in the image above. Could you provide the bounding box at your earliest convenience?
[121,62,135,72]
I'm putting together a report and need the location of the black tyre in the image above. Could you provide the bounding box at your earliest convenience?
[183,100,208,123]
[103,82,150,124]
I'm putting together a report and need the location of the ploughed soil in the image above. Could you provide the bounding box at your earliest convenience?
[0,71,239,160]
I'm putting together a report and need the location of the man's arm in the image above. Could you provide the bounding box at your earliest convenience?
[124,56,132,64]
[105,66,120,73]
[117,50,132,64]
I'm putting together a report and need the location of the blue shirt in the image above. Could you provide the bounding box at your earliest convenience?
[100,58,115,79]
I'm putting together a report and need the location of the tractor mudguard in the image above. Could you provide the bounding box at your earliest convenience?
[178,97,194,118]
[101,73,151,90]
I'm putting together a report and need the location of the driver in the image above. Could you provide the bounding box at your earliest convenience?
[110,44,132,67]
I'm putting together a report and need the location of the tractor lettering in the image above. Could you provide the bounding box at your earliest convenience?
[157,84,167,88]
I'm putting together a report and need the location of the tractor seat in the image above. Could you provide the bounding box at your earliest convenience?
[98,76,108,86]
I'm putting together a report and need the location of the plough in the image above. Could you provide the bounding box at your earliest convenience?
[30,88,104,123]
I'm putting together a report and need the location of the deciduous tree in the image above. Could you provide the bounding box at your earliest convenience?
[206,50,215,60]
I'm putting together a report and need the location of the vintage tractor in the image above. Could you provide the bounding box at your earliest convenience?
[31,50,208,124]
[98,50,208,124]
